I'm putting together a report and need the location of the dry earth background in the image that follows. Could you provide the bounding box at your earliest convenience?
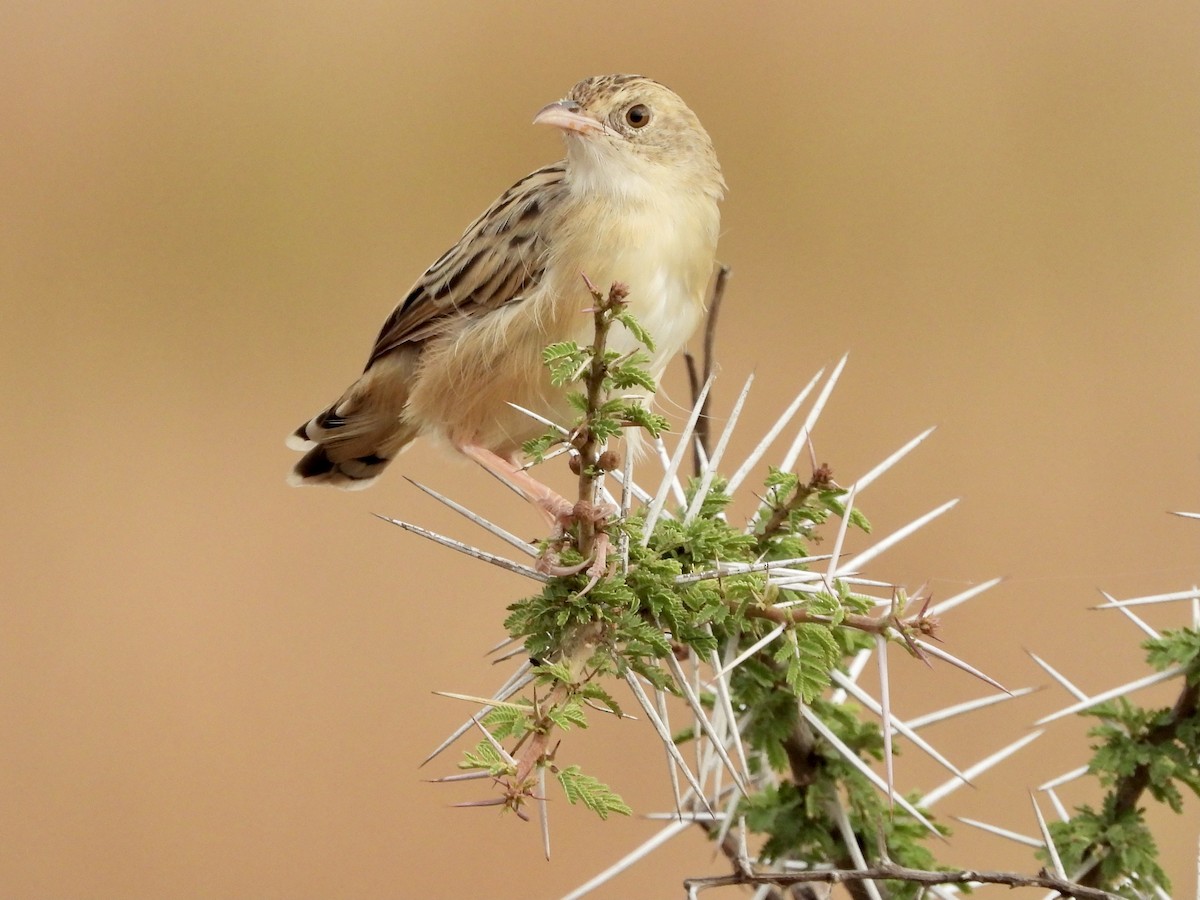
[2,2,1198,897]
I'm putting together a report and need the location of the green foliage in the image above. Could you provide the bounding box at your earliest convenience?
[493,301,930,863]
[470,297,1200,898]
[1048,802,1167,899]
[442,290,1198,897]
[1036,626,1200,894]
[556,765,632,819]
[741,778,946,900]
[613,309,656,351]
[481,702,534,742]
[1145,627,1200,682]
[461,739,512,776]
[542,341,588,387]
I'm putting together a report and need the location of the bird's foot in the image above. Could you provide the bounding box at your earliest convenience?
[534,500,617,580]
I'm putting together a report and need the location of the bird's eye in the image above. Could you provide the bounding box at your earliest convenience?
[624,104,651,129]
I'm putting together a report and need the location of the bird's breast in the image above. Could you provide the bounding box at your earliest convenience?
[555,193,719,372]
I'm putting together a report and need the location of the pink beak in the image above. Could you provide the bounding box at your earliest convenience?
[532,100,613,137]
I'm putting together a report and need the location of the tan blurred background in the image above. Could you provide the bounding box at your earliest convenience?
[2,2,1198,897]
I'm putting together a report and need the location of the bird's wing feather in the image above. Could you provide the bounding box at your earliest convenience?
[365,162,568,367]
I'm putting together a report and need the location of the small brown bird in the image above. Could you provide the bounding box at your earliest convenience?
[288,74,724,503]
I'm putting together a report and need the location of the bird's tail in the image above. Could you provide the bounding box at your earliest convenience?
[287,355,417,490]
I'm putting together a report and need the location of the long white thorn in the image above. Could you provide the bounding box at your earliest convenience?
[1027,651,1088,701]
[561,819,693,900]
[421,663,534,766]
[618,448,634,575]
[927,576,1003,617]
[1031,792,1067,878]
[955,816,1041,848]
[725,368,824,495]
[622,670,713,814]
[824,482,858,591]
[707,628,751,782]
[472,716,517,767]
[374,515,550,582]
[780,354,848,474]
[912,638,1008,692]
[877,635,895,807]
[684,373,754,525]
[709,790,742,865]
[921,730,1044,807]
[706,625,785,685]
[1036,666,1185,724]
[1094,587,1200,608]
[538,766,551,860]
[1044,786,1070,821]
[676,555,824,585]
[654,687,684,819]
[746,356,849,529]
[506,401,569,435]
[665,652,748,796]
[643,376,714,544]
[800,705,940,835]
[1039,765,1090,791]
[1104,594,1161,638]
[836,499,959,575]
[905,686,1036,730]
[829,795,885,900]
[652,436,688,508]
[851,426,938,494]
[830,669,969,782]
[405,478,538,557]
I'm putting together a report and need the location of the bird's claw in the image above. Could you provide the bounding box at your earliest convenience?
[534,502,616,581]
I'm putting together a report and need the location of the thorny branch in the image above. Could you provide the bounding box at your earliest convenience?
[1078,674,1200,890]
[574,275,627,561]
[755,463,835,548]
[685,263,730,478]
[683,861,1119,899]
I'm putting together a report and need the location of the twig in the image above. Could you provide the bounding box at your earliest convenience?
[683,860,1119,899]
[1078,675,1200,890]
[685,262,730,476]
[574,277,628,559]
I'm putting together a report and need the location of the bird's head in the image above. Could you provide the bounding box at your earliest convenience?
[534,74,725,204]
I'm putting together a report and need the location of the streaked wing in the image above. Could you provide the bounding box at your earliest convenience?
[366,162,568,367]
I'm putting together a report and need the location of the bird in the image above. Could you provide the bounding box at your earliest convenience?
[288,74,725,513]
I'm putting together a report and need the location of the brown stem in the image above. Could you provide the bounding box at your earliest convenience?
[736,593,938,644]
[684,861,1119,899]
[756,463,835,550]
[574,279,628,558]
[685,262,730,478]
[1078,675,1200,889]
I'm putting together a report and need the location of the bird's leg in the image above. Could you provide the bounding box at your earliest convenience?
[458,444,615,578]
[458,444,575,526]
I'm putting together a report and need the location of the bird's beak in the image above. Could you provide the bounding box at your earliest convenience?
[532,100,612,137]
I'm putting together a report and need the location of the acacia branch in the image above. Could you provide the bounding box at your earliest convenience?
[574,277,628,558]
[684,861,1119,899]
[685,262,730,477]
[738,598,937,643]
[1078,674,1200,889]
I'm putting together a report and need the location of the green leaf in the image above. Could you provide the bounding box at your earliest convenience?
[543,342,588,386]
[521,430,563,462]
[482,704,533,741]
[556,765,633,819]
[614,311,656,351]
[621,403,669,437]
[578,683,624,718]
[460,739,512,776]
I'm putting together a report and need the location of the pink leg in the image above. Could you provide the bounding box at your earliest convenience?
[459,444,614,579]
[458,444,575,526]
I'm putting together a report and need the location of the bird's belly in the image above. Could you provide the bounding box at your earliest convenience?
[405,253,708,459]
